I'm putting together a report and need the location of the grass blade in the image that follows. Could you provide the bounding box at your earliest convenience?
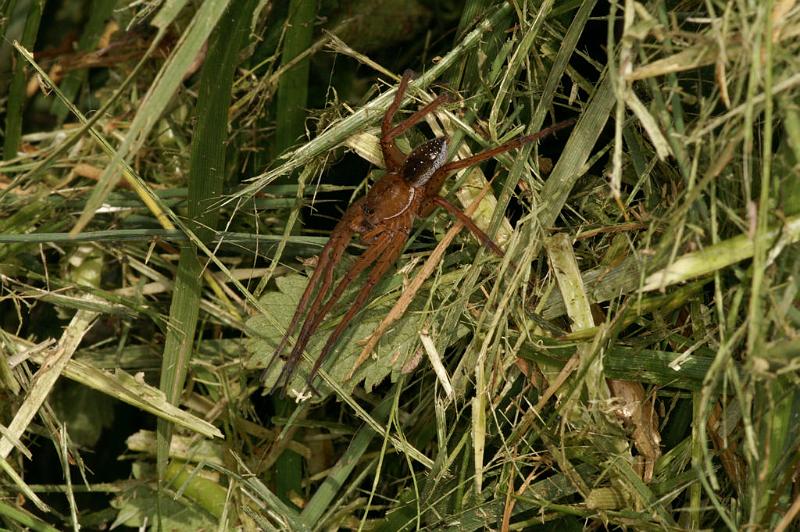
[156,0,259,478]
[70,0,232,235]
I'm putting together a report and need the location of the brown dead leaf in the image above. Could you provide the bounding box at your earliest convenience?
[608,379,662,482]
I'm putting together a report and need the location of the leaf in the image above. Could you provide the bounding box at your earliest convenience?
[110,485,215,531]
[52,382,115,447]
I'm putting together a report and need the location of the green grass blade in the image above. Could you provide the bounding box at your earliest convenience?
[156,0,258,479]
[300,395,393,526]
[49,0,116,123]
[70,0,232,235]
[274,0,315,160]
[270,0,316,503]
[2,0,43,160]
[0,497,59,531]
[538,71,614,227]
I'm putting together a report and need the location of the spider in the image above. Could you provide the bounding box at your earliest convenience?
[264,69,574,394]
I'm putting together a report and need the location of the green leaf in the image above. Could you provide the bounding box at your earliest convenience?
[111,485,215,530]
[52,383,115,447]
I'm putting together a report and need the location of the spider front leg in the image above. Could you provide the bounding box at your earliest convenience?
[282,230,396,386]
[265,198,366,393]
[417,119,578,253]
[421,119,577,202]
[305,225,410,386]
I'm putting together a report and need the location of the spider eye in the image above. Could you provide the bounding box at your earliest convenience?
[402,137,448,186]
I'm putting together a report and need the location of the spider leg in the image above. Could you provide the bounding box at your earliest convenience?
[429,196,504,257]
[381,70,415,136]
[384,94,450,144]
[380,70,415,171]
[273,227,394,393]
[265,199,365,392]
[381,70,449,171]
[420,119,578,203]
[292,234,392,359]
[440,119,577,174]
[306,225,410,386]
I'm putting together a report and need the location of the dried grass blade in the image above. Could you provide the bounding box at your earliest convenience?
[69,0,233,235]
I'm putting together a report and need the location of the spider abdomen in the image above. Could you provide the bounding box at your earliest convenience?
[402,137,448,186]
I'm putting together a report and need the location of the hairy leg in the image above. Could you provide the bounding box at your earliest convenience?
[381,70,449,171]
[384,94,450,144]
[265,199,365,392]
[430,196,504,257]
[273,227,394,393]
[380,70,416,171]
[292,232,392,359]
[306,226,409,386]
[438,119,576,175]
[420,119,577,205]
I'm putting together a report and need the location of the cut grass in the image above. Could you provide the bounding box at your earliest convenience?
[1,1,798,530]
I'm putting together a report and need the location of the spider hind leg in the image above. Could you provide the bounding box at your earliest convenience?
[381,70,450,172]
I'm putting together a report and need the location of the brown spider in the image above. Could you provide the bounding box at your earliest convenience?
[264,69,574,394]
